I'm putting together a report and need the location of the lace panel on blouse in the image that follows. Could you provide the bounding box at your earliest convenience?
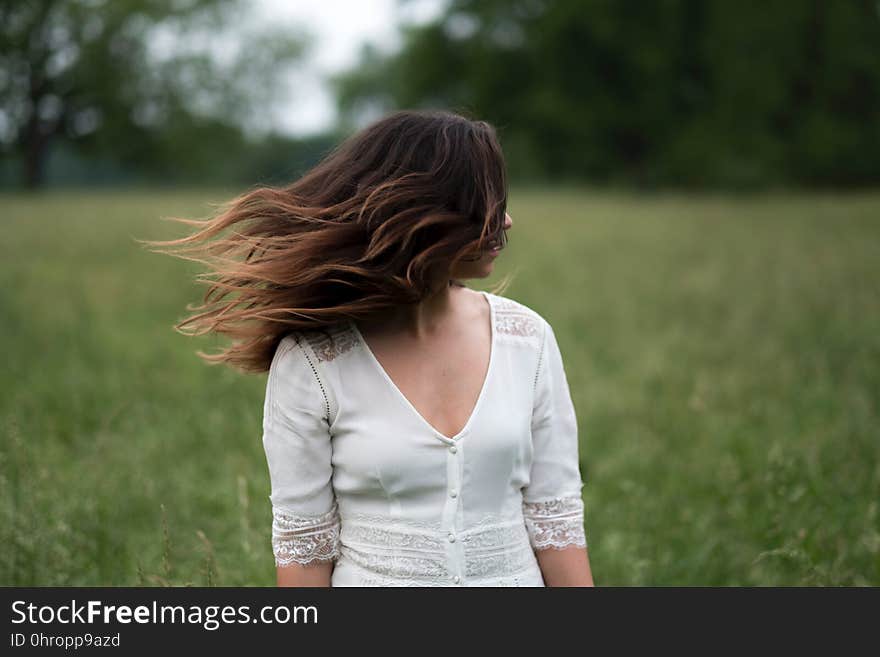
[522,496,588,550]
[493,296,542,338]
[299,323,358,362]
[272,502,341,566]
[335,511,542,585]
[343,562,544,587]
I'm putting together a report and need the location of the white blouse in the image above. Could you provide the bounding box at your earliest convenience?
[261,290,587,586]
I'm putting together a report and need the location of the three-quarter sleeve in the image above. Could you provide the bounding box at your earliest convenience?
[522,318,588,551]
[261,334,340,567]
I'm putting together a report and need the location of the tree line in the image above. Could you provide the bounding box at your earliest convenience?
[333,0,880,188]
[3,0,879,189]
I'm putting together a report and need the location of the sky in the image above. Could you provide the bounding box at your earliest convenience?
[252,0,447,137]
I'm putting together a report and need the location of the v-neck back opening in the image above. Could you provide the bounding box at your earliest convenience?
[350,289,496,444]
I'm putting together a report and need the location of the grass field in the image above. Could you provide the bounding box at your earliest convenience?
[1,186,878,586]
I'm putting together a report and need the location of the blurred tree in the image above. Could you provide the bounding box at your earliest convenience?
[332,0,880,188]
[0,0,310,188]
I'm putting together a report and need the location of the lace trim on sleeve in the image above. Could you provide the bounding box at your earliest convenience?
[272,502,341,566]
[522,496,587,551]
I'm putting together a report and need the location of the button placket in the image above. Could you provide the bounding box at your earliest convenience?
[442,437,465,585]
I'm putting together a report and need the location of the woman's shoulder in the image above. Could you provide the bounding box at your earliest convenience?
[290,320,360,365]
[276,323,353,427]
[484,290,548,343]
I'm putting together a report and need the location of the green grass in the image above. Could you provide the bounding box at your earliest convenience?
[1,186,878,586]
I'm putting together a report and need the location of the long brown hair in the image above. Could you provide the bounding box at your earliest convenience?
[137,108,511,374]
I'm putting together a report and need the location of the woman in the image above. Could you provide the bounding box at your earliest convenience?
[144,108,594,586]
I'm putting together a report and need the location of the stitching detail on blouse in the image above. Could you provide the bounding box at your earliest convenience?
[522,495,588,551]
[272,502,341,566]
[533,318,548,394]
[293,336,331,422]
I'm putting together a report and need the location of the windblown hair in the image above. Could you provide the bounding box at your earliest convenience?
[137,108,512,374]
